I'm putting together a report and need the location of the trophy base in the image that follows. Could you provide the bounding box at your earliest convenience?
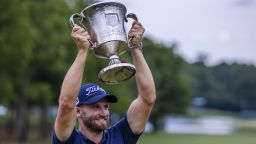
[99,63,136,84]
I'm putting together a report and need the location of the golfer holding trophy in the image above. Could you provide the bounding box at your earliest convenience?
[53,1,156,144]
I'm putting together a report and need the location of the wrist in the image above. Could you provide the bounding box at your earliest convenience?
[78,48,89,56]
[128,42,143,51]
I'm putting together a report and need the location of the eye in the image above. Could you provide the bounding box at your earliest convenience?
[94,105,100,109]
[104,105,109,110]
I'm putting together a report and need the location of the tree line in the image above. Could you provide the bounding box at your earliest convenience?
[187,61,256,111]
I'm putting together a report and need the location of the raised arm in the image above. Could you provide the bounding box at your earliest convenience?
[54,25,91,141]
[127,21,156,134]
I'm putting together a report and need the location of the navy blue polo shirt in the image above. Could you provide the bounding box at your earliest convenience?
[52,116,142,144]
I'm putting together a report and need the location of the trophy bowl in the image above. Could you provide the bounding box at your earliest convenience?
[70,2,138,84]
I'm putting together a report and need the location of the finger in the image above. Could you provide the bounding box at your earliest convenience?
[74,30,90,38]
[132,21,143,27]
[133,25,143,30]
[80,30,89,35]
[81,34,91,40]
[132,21,141,25]
[128,30,135,36]
[129,27,140,32]
[131,26,144,34]
[129,28,144,34]
[130,38,141,45]
[73,24,80,28]
[132,24,144,30]
[76,36,91,41]
[85,36,91,41]
[72,27,80,33]
[129,31,143,36]
[72,24,81,31]
[75,28,86,34]
[131,32,142,38]
[79,31,91,39]
[129,29,136,33]
[129,34,143,43]
[128,32,135,38]
[81,31,90,36]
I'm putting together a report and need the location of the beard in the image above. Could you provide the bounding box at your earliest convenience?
[81,114,109,133]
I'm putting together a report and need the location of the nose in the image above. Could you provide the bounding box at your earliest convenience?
[99,107,109,117]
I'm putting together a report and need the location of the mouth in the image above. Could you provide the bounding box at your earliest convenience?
[96,118,107,122]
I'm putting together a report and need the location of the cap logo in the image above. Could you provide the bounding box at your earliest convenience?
[86,85,105,95]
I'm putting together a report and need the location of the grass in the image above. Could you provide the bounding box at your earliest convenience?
[138,132,256,144]
[19,132,256,144]
[137,115,256,144]
[1,129,256,144]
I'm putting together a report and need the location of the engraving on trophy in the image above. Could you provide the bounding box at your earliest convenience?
[105,13,119,27]
[99,28,126,41]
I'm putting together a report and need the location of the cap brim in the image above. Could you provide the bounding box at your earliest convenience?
[105,94,118,103]
[79,94,118,105]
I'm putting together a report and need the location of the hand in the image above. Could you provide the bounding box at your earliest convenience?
[71,24,91,52]
[128,21,145,45]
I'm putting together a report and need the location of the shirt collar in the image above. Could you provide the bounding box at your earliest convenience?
[78,130,108,144]
[99,131,108,144]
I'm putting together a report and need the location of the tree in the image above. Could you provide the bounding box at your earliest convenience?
[187,61,256,112]
[0,0,37,141]
[212,63,256,110]
[0,0,91,141]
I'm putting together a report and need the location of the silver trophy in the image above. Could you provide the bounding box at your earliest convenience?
[70,2,138,84]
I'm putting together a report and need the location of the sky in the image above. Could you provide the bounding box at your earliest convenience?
[95,0,256,65]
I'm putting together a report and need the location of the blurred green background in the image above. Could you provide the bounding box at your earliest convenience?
[0,0,256,143]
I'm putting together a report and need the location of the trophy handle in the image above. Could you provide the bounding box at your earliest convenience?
[125,13,140,47]
[69,13,84,28]
[125,13,138,22]
[69,13,96,49]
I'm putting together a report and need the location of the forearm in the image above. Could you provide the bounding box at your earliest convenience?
[59,50,88,108]
[127,48,156,133]
[131,49,156,104]
[59,24,91,106]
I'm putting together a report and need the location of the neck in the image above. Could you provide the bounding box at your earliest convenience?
[79,125,103,144]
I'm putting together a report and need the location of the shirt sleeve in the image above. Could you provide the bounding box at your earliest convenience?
[52,129,77,144]
[112,115,143,144]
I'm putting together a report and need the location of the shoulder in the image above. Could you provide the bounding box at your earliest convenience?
[107,115,142,143]
[52,129,81,144]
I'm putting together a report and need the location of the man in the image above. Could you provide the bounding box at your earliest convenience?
[52,20,156,144]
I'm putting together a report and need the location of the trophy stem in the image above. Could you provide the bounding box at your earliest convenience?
[109,55,121,65]
[99,55,136,84]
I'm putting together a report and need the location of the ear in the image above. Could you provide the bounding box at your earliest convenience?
[76,107,82,118]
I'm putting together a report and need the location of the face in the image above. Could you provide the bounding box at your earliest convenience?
[77,99,110,133]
